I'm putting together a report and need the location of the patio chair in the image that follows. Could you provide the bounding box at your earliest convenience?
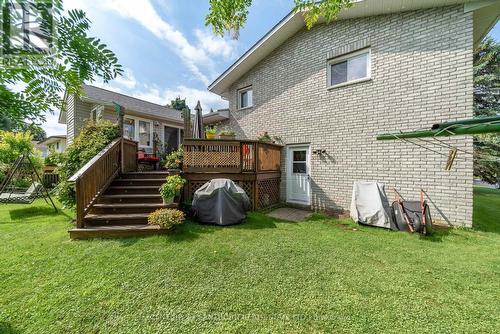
[137,148,160,171]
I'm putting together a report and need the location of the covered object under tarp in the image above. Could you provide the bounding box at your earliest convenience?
[350,181,393,229]
[192,179,251,226]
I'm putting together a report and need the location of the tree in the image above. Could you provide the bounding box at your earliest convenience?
[0,0,122,126]
[473,37,500,187]
[206,0,352,39]
[167,96,190,112]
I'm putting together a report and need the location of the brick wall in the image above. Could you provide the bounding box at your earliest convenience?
[221,6,474,226]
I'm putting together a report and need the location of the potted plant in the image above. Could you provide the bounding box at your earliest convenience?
[163,147,183,171]
[257,131,272,142]
[148,208,185,230]
[205,126,217,139]
[159,175,186,205]
[218,127,236,140]
[257,132,283,144]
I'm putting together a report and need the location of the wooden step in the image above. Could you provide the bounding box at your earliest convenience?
[105,186,159,195]
[84,213,150,225]
[69,224,172,239]
[112,179,164,187]
[118,172,170,180]
[111,178,165,186]
[90,203,176,214]
[99,194,163,204]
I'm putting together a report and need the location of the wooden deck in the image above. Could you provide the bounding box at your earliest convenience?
[183,139,283,210]
[69,137,283,239]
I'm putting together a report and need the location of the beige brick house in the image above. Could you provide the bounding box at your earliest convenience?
[208,0,500,226]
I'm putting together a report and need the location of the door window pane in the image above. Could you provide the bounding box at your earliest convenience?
[293,150,306,162]
[123,118,135,140]
[138,120,151,146]
[293,162,307,173]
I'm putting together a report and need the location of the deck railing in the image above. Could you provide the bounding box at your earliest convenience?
[69,137,138,227]
[183,139,282,173]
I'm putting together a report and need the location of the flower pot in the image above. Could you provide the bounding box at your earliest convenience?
[162,197,174,205]
[206,133,216,139]
[218,134,236,140]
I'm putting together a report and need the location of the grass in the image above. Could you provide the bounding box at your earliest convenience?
[0,188,499,333]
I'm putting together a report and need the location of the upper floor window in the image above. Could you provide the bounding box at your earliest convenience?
[238,86,253,109]
[91,104,104,121]
[328,48,371,88]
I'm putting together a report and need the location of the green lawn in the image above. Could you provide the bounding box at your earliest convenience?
[0,188,499,333]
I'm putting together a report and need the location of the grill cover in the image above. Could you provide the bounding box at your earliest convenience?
[350,181,393,229]
[192,179,251,226]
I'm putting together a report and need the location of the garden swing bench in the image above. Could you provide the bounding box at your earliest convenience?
[0,154,57,212]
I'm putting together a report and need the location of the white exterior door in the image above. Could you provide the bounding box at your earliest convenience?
[286,145,311,205]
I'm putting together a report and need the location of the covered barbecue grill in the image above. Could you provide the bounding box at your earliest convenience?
[192,179,251,226]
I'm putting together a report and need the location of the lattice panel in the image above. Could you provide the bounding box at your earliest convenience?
[257,178,280,209]
[187,181,208,200]
[237,181,254,209]
[184,143,241,169]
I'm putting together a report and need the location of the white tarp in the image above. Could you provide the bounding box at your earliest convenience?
[350,181,392,229]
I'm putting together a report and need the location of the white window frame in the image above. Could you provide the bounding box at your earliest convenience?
[237,86,253,110]
[90,104,104,122]
[327,48,371,89]
[123,115,154,149]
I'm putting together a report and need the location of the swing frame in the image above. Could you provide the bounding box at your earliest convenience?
[0,154,57,212]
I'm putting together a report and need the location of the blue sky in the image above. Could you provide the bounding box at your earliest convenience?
[43,0,500,135]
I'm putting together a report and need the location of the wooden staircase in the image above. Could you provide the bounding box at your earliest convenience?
[69,171,177,239]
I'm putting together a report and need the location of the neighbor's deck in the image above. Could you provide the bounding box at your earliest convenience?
[182,139,283,210]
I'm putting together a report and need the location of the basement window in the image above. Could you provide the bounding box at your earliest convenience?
[328,48,371,88]
[238,86,253,109]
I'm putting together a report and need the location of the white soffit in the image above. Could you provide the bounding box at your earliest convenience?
[208,0,481,95]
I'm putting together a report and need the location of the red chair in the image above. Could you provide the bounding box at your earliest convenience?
[137,150,160,170]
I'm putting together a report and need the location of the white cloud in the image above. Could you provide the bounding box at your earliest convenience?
[135,85,228,112]
[64,0,236,86]
[98,0,215,85]
[195,29,236,59]
[42,111,66,136]
[113,68,137,89]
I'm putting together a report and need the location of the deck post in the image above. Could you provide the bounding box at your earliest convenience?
[75,178,84,228]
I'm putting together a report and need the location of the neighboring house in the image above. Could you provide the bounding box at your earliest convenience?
[37,135,67,158]
[208,0,500,227]
[59,85,185,153]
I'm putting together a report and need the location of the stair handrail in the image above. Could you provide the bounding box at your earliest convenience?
[69,137,122,228]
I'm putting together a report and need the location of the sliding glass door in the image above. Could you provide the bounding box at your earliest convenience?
[164,126,183,153]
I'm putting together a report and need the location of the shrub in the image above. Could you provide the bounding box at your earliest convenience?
[0,131,44,183]
[0,130,34,164]
[56,120,119,207]
[159,175,186,201]
[148,208,185,229]
[163,147,183,170]
[45,150,65,166]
